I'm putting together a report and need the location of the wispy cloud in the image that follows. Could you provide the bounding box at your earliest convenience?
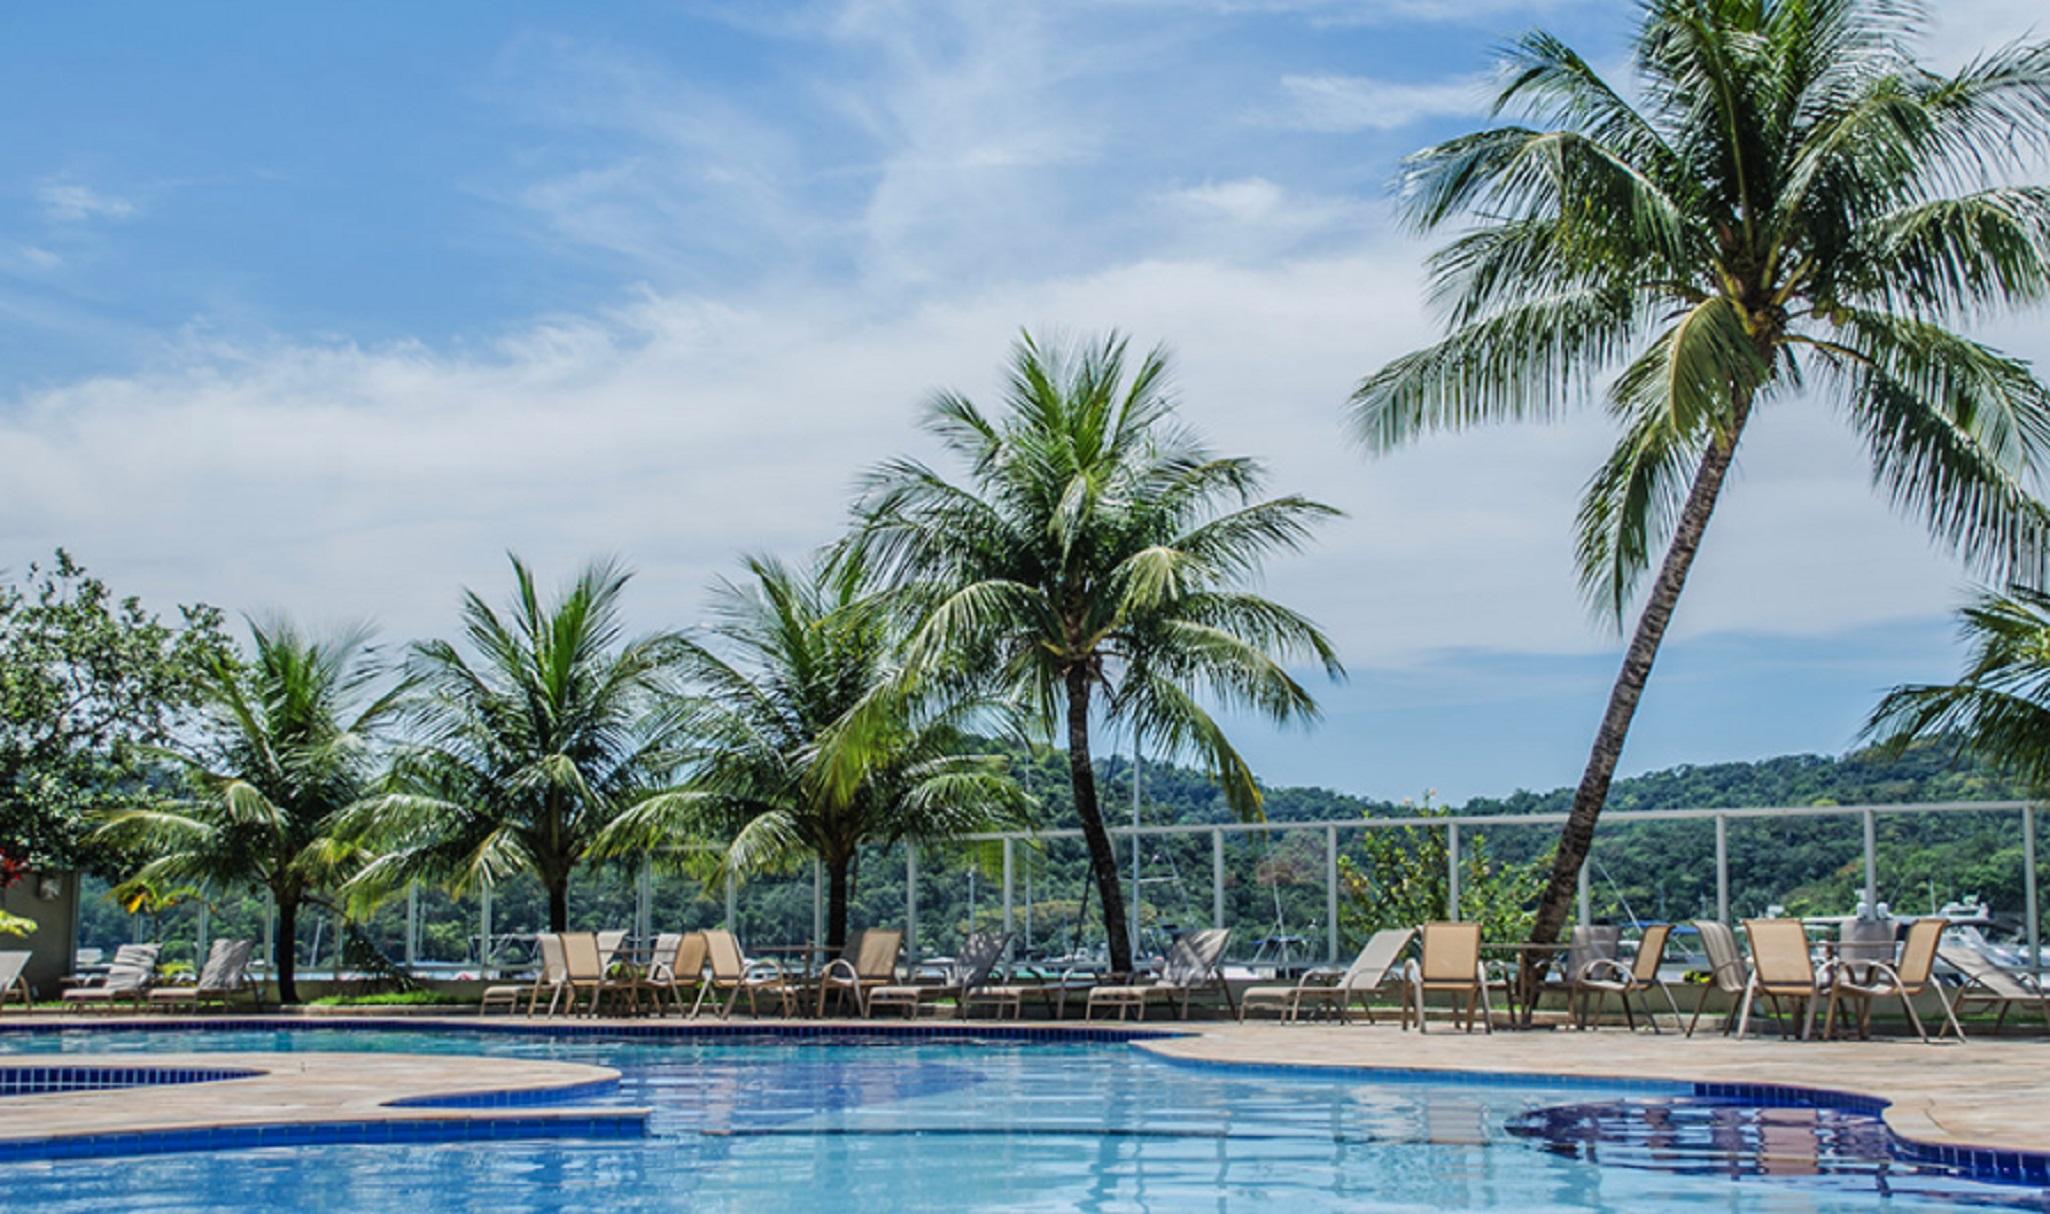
[37,179,137,224]
[1272,72,1492,133]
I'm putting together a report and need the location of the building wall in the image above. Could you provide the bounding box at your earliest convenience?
[3,871,80,999]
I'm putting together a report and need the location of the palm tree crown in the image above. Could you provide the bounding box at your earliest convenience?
[1350,0,2050,968]
[593,553,1034,948]
[853,331,1341,971]
[95,619,398,1002]
[1867,586,2050,790]
[342,556,689,931]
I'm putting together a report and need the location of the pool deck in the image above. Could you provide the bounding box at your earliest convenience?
[3,1012,2048,1164]
[0,1049,643,1154]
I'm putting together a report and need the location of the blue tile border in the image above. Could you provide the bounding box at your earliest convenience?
[0,1063,262,1096]
[0,1110,646,1163]
[0,1014,1187,1045]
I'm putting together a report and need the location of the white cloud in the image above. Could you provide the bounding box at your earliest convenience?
[37,179,136,224]
[1273,72,1491,133]
[0,237,1977,671]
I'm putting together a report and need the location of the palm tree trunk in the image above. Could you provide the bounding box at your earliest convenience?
[547,877,569,933]
[826,852,853,951]
[1065,666,1133,973]
[1521,397,1755,1009]
[274,891,300,1005]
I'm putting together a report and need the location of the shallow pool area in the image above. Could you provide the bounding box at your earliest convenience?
[1,1026,2044,1212]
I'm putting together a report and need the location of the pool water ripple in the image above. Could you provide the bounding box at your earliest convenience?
[0,1027,2043,1212]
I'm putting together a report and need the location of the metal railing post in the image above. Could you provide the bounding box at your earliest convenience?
[724,870,737,933]
[812,859,823,947]
[906,848,920,962]
[1862,808,1879,908]
[638,857,654,943]
[479,884,494,977]
[1446,823,1462,922]
[1576,860,1591,928]
[1325,825,1340,961]
[1212,829,1226,929]
[2026,805,2041,981]
[1715,814,1730,923]
[196,900,210,966]
[404,883,418,969]
[1002,839,1015,941]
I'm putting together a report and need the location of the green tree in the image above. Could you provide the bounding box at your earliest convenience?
[94,621,396,1002]
[341,556,689,932]
[854,332,1342,972]
[1349,1,2050,968]
[0,551,229,872]
[1866,586,2050,790]
[1339,799,1548,945]
[591,554,1035,949]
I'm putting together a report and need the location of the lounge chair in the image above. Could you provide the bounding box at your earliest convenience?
[817,929,904,1018]
[1736,918,1827,1039]
[1086,928,1234,1021]
[513,933,576,1016]
[1941,941,2050,1034]
[639,932,709,1016]
[1685,920,1750,1037]
[1571,923,1681,1032]
[149,939,258,1011]
[558,931,637,1016]
[1556,925,1620,1027]
[1402,922,1489,1033]
[1239,928,1414,1023]
[869,932,1011,1018]
[1824,918,1962,1042]
[697,929,796,1018]
[0,951,30,1013]
[61,943,161,1012]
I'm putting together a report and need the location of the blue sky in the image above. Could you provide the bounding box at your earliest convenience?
[2,0,2044,803]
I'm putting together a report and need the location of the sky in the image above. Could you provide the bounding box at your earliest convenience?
[2,0,2046,805]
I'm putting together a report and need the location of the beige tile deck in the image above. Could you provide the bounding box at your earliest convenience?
[0,1052,642,1146]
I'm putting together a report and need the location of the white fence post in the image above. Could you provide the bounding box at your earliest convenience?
[906,847,920,962]
[1211,829,1226,929]
[1324,825,1340,962]
[1714,814,1730,923]
[1446,823,1462,922]
[1002,839,1015,942]
[1862,808,1879,908]
[2026,805,2041,980]
[404,882,418,969]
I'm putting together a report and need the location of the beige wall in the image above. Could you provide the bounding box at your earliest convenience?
[3,871,79,999]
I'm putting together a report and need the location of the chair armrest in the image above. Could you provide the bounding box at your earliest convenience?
[1579,958,1632,985]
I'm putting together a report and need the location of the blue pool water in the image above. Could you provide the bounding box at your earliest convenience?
[1,1027,2043,1212]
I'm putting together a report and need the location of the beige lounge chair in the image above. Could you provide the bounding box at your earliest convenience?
[149,939,258,1011]
[817,929,904,1018]
[1403,922,1489,1033]
[869,932,1010,1018]
[1736,918,1826,1039]
[1942,941,2050,1034]
[1825,918,1962,1043]
[62,943,161,1012]
[639,932,709,1016]
[697,929,796,1018]
[0,951,30,1013]
[1685,920,1750,1037]
[1086,928,1235,1022]
[557,931,636,1016]
[1240,928,1414,1023]
[516,933,576,1015]
[1571,923,1681,1032]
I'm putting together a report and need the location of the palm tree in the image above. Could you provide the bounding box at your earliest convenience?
[1865,587,2050,789]
[591,553,1035,949]
[1348,0,2050,964]
[94,621,398,1003]
[341,556,690,932]
[852,331,1342,973]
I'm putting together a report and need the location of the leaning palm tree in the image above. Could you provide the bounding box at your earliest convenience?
[340,556,690,931]
[1865,587,2050,789]
[591,553,1034,949]
[1349,0,2050,964]
[94,620,398,1003]
[852,331,1342,973]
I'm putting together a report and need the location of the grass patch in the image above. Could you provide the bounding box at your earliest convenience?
[305,990,474,1008]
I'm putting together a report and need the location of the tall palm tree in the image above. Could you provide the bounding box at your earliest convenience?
[341,556,690,931]
[852,332,1342,973]
[1349,0,2050,964]
[1865,587,2050,789]
[591,553,1035,949]
[94,621,398,1003]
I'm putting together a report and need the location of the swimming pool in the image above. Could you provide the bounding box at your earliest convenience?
[1,1027,2043,1212]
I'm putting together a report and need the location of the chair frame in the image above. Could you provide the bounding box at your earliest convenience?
[1942,943,2050,1034]
[0,951,32,1014]
[697,930,796,1018]
[1239,929,1414,1024]
[1736,918,1827,1039]
[1685,920,1751,1038]
[1085,929,1235,1022]
[1403,922,1490,1034]
[1823,918,1964,1043]
[1570,923,1682,1032]
[817,929,904,1018]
